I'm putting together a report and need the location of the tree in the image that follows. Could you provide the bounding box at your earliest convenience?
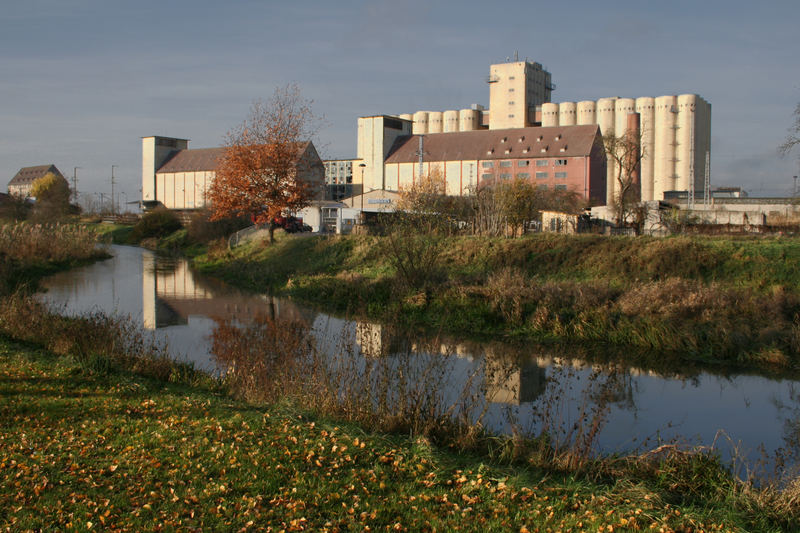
[30,172,71,221]
[497,178,539,237]
[779,102,800,156]
[207,84,319,243]
[602,129,646,227]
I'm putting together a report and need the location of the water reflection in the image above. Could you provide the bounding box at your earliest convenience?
[37,245,800,476]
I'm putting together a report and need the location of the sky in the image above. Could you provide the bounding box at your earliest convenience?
[2,0,799,202]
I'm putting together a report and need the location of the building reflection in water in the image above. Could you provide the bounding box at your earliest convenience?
[142,253,316,330]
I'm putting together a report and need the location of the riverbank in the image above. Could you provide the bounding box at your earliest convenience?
[193,233,800,373]
[1,335,792,532]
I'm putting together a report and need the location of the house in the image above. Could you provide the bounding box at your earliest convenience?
[8,165,66,198]
[141,136,325,211]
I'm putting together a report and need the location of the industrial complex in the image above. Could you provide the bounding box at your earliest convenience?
[135,56,721,231]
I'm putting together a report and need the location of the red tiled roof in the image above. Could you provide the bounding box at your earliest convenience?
[384,125,600,164]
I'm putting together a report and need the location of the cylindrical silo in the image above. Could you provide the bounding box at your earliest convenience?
[653,95,678,201]
[412,111,429,135]
[635,97,655,201]
[428,111,443,134]
[676,94,697,195]
[577,100,596,125]
[559,101,577,126]
[541,103,559,127]
[458,108,480,131]
[443,110,459,133]
[614,98,636,139]
[596,97,617,205]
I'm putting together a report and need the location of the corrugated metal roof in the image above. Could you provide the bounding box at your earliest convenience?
[8,164,64,186]
[384,125,600,164]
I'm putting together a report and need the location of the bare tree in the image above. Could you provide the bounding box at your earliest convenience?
[779,102,800,156]
[207,84,320,243]
[603,129,646,227]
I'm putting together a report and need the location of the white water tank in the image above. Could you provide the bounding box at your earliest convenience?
[541,103,559,127]
[654,95,678,201]
[635,97,656,201]
[412,111,429,134]
[559,101,577,126]
[428,111,443,134]
[459,109,480,131]
[577,101,596,125]
[443,110,459,133]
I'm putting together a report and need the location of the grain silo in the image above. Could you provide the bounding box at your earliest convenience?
[596,98,617,205]
[428,111,443,134]
[577,101,596,125]
[443,110,459,133]
[635,97,655,201]
[458,108,480,131]
[676,94,697,194]
[541,103,559,127]
[412,111,429,134]
[654,95,678,201]
[559,102,577,126]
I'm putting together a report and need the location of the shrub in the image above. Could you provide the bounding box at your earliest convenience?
[186,210,250,244]
[128,207,182,243]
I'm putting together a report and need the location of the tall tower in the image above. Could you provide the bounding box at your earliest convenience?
[488,60,554,130]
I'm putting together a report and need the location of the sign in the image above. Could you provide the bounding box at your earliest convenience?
[367,198,392,205]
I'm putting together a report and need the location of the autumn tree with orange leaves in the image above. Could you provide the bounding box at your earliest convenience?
[207,84,319,243]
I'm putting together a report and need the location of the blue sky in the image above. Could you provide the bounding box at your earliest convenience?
[2,0,799,200]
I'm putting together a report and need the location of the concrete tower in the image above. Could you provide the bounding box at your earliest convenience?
[488,60,553,130]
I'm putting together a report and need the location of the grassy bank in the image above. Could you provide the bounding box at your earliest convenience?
[2,336,795,532]
[0,222,109,294]
[193,233,800,371]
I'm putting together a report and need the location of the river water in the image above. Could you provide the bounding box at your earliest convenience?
[39,244,800,476]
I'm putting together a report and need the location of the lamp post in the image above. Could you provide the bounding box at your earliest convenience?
[359,163,367,225]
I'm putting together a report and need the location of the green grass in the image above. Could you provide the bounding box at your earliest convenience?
[1,337,789,532]
[193,233,800,372]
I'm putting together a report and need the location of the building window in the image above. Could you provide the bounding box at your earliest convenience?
[518,161,529,167]
[482,161,494,168]
[499,161,512,167]
[508,114,515,118]
[481,173,493,181]
[517,172,530,179]
[555,172,567,178]
[535,160,548,167]
[555,159,568,166]
[508,101,515,105]
[499,173,512,180]
[537,184,548,191]
[555,184,567,191]
[536,171,548,179]
[509,88,515,92]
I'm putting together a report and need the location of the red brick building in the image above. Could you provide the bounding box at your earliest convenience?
[383,124,606,205]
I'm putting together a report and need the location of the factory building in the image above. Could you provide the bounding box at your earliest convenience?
[540,95,711,205]
[381,58,711,204]
[141,136,325,210]
[375,120,606,204]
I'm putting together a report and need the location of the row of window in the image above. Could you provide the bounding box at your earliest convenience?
[481,172,569,181]
[482,159,569,169]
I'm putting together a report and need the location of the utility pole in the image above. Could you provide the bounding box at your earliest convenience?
[416,135,425,183]
[72,167,80,202]
[111,165,118,216]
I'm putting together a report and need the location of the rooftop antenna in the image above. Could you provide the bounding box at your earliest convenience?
[514,50,519,61]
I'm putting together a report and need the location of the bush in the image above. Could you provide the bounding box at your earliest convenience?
[186,210,250,244]
[128,207,182,243]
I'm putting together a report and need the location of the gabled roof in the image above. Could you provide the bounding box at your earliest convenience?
[157,148,225,173]
[156,142,316,174]
[9,164,64,187]
[384,125,601,164]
